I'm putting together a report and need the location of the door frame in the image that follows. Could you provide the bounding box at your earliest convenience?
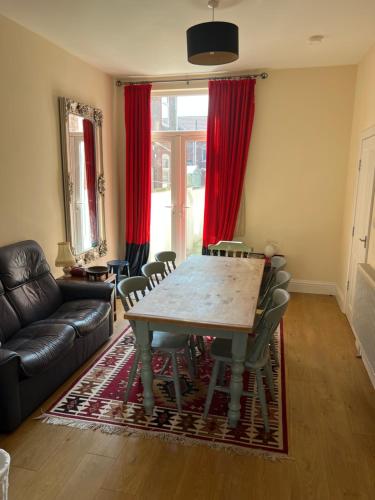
[151,130,207,262]
[344,124,375,317]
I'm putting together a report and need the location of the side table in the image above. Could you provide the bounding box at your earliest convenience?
[57,273,117,321]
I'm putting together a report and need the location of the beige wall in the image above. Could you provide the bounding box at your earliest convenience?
[339,44,375,296]
[118,68,356,283]
[0,14,357,286]
[236,66,356,282]
[0,15,118,275]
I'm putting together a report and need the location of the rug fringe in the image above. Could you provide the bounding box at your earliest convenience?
[38,414,291,461]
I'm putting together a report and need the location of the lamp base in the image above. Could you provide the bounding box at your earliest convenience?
[62,266,73,277]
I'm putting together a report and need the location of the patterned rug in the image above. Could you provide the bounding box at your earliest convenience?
[41,324,288,457]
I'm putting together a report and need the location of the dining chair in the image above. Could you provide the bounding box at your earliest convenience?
[203,289,290,433]
[259,270,291,309]
[256,270,291,366]
[141,261,167,288]
[118,276,194,412]
[207,240,255,258]
[155,251,177,274]
[259,255,287,303]
[143,259,201,367]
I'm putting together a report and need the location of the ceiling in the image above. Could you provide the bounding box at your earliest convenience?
[1,0,375,77]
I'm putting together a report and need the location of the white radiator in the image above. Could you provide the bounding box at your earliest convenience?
[352,264,375,387]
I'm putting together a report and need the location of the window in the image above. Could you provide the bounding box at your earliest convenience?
[152,94,208,132]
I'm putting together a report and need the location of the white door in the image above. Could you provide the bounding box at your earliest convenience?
[346,133,375,321]
[150,132,206,263]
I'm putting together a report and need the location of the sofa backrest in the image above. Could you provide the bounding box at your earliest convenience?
[0,240,62,327]
[0,280,21,344]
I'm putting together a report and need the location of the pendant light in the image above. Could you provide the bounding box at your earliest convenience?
[187,0,239,65]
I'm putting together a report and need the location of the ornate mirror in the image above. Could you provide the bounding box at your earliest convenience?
[59,97,107,262]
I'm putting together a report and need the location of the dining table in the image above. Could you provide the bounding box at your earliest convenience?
[124,254,265,428]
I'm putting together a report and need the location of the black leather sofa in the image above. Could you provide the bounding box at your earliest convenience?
[0,240,114,432]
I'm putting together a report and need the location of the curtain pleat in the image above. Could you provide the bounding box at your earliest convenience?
[202,79,255,251]
[124,84,152,275]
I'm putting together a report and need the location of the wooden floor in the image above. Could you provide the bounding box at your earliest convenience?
[1,294,374,500]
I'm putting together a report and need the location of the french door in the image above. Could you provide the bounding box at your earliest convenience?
[150,131,206,263]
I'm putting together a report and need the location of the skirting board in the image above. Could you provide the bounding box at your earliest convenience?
[289,279,336,295]
[335,285,346,312]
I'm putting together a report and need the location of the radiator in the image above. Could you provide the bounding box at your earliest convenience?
[352,264,375,385]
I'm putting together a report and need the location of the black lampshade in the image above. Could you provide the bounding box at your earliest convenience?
[187,21,239,65]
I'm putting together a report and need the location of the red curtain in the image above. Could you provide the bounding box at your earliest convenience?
[202,79,255,250]
[124,84,152,275]
[83,119,98,244]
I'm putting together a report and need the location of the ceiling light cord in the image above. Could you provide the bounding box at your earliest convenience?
[208,0,218,21]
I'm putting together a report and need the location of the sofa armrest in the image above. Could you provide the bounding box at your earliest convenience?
[57,281,114,302]
[0,348,19,367]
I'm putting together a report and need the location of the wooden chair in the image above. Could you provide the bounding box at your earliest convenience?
[207,240,256,258]
[259,270,291,309]
[141,261,167,288]
[155,251,177,274]
[259,255,287,303]
[118,276,194,412]
[256,270,291,366]
[203,289,290,433]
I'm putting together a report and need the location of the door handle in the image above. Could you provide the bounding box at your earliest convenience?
[359,236,367,248]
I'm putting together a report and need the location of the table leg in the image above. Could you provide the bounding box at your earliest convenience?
[135,320,154,415]
[228,333,248,428]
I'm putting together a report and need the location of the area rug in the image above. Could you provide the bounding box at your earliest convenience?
[41,324,288,458]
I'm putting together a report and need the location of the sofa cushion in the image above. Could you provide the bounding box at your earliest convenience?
[0,241,62,326]
[4,323,75,377]
[0,281,21,344]
[37,299,111,337]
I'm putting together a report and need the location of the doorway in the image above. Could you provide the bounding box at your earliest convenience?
[346,129,375,322]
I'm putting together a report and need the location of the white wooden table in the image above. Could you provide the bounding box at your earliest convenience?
[124,255,265,427]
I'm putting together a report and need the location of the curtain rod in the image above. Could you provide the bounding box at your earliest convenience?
[116,72,268,86]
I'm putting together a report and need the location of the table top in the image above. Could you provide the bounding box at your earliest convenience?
[125,255,265,333]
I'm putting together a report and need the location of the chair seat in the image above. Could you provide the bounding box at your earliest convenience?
[4,323,75,377]
[210,336,257,363]
[151,331,188,351]
[37,299,111,337]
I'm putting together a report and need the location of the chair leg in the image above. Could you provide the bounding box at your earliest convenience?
[189,336,198,376]
[255,369,270,433]
[196,336,205,354]
[218,361,226,386]
[124,348,141,403]
[171,352,182,413]
[270,335,279,367]
[264,361,275,401]
[184,344,195,380]
[203,359,221,419]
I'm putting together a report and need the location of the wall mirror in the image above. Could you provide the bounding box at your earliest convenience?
[59,97,107,262]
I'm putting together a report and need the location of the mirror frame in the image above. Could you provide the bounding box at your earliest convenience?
[58,96,107,263]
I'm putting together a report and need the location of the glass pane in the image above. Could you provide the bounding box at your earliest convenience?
[150,140,172,258]
[152,95,208,132]
[185,139,206,257]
